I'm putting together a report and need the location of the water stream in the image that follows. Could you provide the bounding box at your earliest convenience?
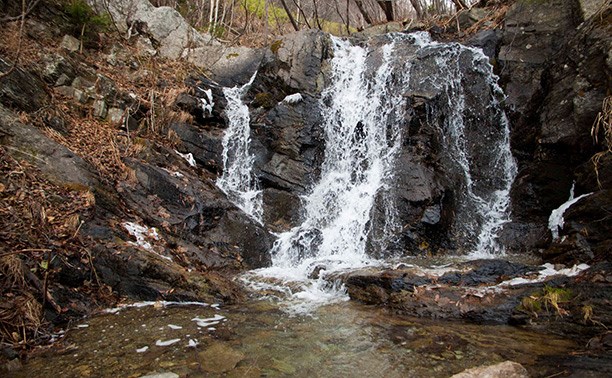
[15,301,578,378]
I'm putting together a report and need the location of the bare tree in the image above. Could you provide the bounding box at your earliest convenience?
[409,0,424,19]
[279,0,300,31]
[0,0,26,79]
[377,0,394,22]
[354,0,373,25]
[451,0,469,10]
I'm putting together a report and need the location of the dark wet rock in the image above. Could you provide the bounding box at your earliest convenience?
[0,58,50,112]
[545,190,612,264]
[343,259,610,326]
[262,188,302,232]
[438,260,536,286]
[169,122,224,173]
[465,29,502,63]
[500,1,611,258]
[120,158,273,269]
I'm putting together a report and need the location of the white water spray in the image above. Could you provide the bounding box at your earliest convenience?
[217,72,263,223]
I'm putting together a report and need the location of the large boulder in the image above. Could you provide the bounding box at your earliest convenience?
[87,0,217,60]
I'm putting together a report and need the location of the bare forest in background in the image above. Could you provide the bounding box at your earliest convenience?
[148,0,479,45]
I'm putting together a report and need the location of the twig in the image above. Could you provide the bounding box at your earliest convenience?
[0,248,52,258]
[0,0,41,22]
[4,145,48,164]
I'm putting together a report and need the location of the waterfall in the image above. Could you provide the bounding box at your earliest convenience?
[416,41,517,257]
[216,72,263,224]
[236,32,517,312]
[270,36,405,274]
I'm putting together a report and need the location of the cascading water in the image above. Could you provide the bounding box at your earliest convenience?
[216,72,263,224]
[418,40,518,257]
[231,32,516,313]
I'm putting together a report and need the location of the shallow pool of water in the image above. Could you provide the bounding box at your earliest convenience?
[15,299,578,378]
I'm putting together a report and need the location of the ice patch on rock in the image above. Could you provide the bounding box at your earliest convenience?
[282,93,303,104]
[122,222,160,251]
[104,300,209,314]
[175,150,196,167]
[548,184,593,240]
[192,314,225,327]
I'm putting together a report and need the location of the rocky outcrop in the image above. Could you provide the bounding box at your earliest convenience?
[497,0,611,260]
[87,0,217,60]
[343,260,612,328]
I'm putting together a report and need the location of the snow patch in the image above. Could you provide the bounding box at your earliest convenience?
[155,338,181,346]
[175,150,196,167]
[499,263,590,287]
[548,187,593,239]
[282,93,303,104]
[191,314,225,327]
[122,222,160,251]
[104,301,209,314]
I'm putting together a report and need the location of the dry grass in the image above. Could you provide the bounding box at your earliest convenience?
[591,96,612,188]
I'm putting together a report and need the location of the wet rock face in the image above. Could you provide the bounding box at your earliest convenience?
[0,58,50,112]
[120,158,274,269]
[499,0,611,259]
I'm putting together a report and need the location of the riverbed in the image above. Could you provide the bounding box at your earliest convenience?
[15,299,579,377]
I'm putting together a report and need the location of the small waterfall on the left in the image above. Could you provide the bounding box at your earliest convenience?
[216,73,263,224]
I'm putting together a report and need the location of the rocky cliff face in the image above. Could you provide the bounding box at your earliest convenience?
[496,0,611,262]
[171,0,610,262]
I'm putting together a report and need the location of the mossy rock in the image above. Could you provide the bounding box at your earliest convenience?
[270,40,283,55]
[253,92,276,109]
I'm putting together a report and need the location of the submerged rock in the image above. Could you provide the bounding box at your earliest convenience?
[451,361,529,378]
[198,343,245,373]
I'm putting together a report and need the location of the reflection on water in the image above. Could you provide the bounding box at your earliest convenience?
[16,300,576,377]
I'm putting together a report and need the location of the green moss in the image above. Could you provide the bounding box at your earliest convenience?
[226,53,240,59]
[243,0,289,26]
[518,286,574,317]
[253,92,276,109]
[318,20,358,36]
[270,40,283,54]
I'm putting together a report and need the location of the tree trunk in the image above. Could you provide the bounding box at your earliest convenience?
[377,1,394,22]
[409,0,423,20]
[279,0,300,31]
[452,0,469,10]
[354,0,373,25]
